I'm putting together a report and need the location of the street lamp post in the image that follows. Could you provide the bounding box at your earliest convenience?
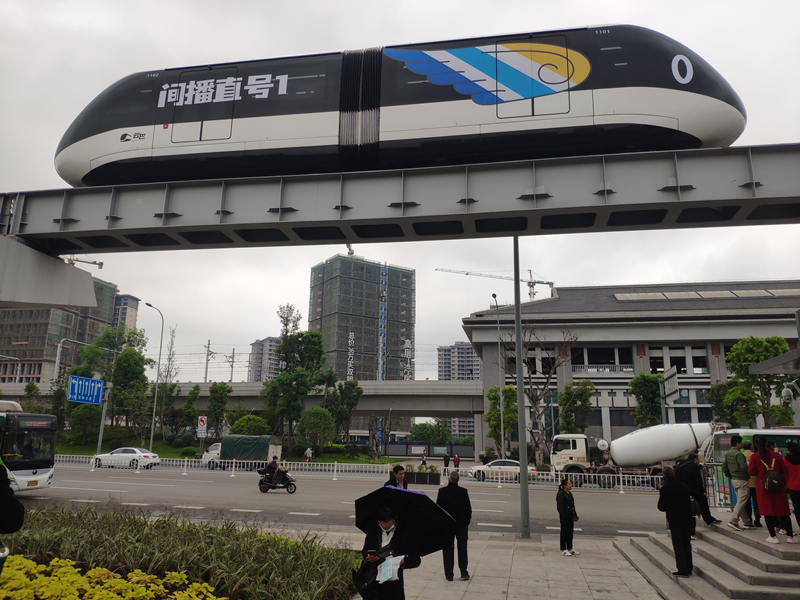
[146,303,164,452]
[491,293,504,458]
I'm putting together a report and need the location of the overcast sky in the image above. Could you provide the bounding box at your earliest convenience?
[2,0,799,382]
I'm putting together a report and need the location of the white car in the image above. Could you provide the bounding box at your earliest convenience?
[93,447,160,470]
[470,459,536,482]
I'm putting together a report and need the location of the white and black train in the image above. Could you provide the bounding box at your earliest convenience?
[56,25,746,187]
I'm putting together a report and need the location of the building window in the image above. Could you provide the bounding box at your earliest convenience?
[649,356,664,373]
[692,355,708,374]
[610,409,635,426]
[697,407,714,422]
[675,407,692,423]
[675,389,690,404]
[695,389,709,404]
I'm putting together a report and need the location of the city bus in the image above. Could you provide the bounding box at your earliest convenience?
[0,401,57,491]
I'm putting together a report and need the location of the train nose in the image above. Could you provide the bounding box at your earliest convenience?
[54,143,87,187]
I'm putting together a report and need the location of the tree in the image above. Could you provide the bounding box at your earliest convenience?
[321,380,363,440]
[180,384,200,435]
[110,347,149,442]
[260,369,312,453]
[163,407,184,437]
[230,414,270,435]
[69,404,102,445]
[225,403,251,430]
[277,304,302,340]
[628,372,662,428]
[208,382,232,440]
[154,326,181,439]
[725,336,794,426]
[558,379,595,433]
[278,331,325,375]
[408,420,452,444]
[296,407,336,451]
[483,385,517,456]
[22,382,47,413]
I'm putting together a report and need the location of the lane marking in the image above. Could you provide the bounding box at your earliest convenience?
[477,522,513,528]
[230,508,262,513]
[474,500,508,503]
[473,509,504,513]
[289,512,321,516]
[55,487,128,493]
[545,526,583,531]
[121,502,151,506]
[618,530,651,535]
[349,515,355,518]
[469,492,511,497]
[70,499,101,503]
[173,505,205,510]
[341,501,354,504]
[108,477,216,484]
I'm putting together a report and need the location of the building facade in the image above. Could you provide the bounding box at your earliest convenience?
[437,341,481,437]
[248,336,281,382]
[112,294,140,330]
[0,277,119,383]
[463,280,800,454]
[309,255,415,381]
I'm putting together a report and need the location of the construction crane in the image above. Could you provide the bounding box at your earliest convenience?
[435,268,553,301]
[65,256,103,269]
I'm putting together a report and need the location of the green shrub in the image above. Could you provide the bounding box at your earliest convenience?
[170,437,186,448]
[5,507,358,600]
[180,447,197,457]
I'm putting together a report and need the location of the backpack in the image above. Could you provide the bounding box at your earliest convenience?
[761,458,785,493]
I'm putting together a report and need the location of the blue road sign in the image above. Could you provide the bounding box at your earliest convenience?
[67,375,104,405]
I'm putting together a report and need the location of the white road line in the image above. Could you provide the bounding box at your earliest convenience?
[55,487,128,493]
[473,509,504,513]
[121,502,151,506]
[288,512,321,516]
[349,515,355,518]
[341,501,354,504]
[70,499,101,503]
[173,505,205,510]
[618,530,651,535]
[109,477,216,484]
[545,526,583,531]
[469,492,511,497]
[477,522,513,528]
[230,509,262,513]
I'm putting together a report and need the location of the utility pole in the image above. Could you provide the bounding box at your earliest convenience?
[204,340,215,383]
[225,348,236,382]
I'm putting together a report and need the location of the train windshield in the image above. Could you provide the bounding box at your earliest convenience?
[1,414,57,472]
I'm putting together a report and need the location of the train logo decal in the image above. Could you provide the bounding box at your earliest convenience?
[384,43,590,105]
[156,74,289,108]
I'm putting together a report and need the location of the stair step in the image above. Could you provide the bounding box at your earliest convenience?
[613,537,690,600]
[648,533,800,600]
[627,536,727,600]
[696,528,800,574]
[704,524,800,561]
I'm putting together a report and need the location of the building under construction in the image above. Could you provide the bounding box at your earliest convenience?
[0,277,121,384]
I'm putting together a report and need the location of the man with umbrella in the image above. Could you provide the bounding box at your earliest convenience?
[355,486,455,599]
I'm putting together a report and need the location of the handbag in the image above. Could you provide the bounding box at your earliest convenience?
[352,561,378,598]
[689,497,701,517]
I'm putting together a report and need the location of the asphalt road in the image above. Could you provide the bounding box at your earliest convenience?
[18,463,674,538]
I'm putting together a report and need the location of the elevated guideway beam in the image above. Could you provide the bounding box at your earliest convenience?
[2,143,799,256]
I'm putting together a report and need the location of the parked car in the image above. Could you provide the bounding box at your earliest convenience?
[201,442,221,469]
[469,459,536,482]
[93,447,160,470]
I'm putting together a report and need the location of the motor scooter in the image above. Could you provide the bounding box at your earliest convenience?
[256,466,297,494]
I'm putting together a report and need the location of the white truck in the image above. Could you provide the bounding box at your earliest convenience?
[550,422,713,486]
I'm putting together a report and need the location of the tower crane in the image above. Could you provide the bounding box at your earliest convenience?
[435,268,553,301]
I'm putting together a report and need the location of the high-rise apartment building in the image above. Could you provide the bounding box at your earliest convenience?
[248,336,282,382]
[309,255,415,381]
[113,294,140,330]
[0,277,119,383]
[438,341,482,381]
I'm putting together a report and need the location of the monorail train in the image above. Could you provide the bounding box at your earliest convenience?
[55,25,746,187]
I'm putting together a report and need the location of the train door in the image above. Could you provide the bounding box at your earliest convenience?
[494,35,571,119]
[171,67,238,143]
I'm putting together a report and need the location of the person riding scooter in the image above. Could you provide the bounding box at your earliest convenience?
[265,456,287,485]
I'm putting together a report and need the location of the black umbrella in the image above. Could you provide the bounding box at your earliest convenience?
[354,485,455,556]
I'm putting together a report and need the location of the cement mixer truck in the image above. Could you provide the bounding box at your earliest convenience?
[550,423,713,487]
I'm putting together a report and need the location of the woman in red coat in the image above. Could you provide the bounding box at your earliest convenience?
[748,436,795,544]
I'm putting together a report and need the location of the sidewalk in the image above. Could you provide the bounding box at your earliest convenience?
[291,527,662,600]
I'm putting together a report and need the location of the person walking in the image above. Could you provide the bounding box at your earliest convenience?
[443,454,451,469]
[420,451,427,466]
[556,477,579,556]
[748,436,795,544]
[658,466,693,578]
[385,465,408,489]
[677,453,722,527]
[785,442,800,532]
[360,506,421,599]
[436,470,472,581]
[453,455,461,470]
[305,447,313,463]
[742,441,762,528]
[723,434,752,530]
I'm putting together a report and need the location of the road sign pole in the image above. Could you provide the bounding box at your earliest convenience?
[96,383,111,456]
[659,379,667,425]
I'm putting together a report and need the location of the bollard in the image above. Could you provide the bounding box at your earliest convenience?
[333,461,338,481]
[230,459,236,478]
[90,457,95,472]
[182,458,188,476]
[135,460,141,474]
[619,474,625,494]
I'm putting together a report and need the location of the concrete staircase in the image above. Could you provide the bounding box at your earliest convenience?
[614,524,800,599]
